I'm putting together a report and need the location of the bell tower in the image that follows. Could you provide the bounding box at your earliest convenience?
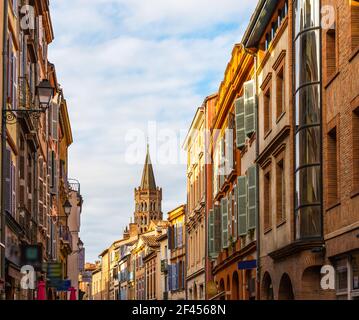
[134,144,162,234]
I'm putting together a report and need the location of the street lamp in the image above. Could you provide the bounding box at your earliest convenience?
[36,79,55,111]
[63,200,72,216]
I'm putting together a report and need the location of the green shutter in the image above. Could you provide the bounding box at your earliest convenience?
[238,176,247,236]
[221,197,229,249]
[247,165,257,230]
[219,138,225,188]
[208,209,215,258]
[235,97,245,149]
[214,205,222,254]
[244,80,256,137]
[233,185,238,241]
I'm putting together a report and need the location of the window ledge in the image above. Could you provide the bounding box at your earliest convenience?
[351,187,359,199]
[324,70,340,89]
[264,227,272,235]
[264,129,272,140]
[276,111,286,124]
[276,219,286,228]
[349,45,359,62]
[326,201,341,212]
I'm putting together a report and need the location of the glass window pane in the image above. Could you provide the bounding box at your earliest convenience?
[295,165,321,208]
[336,259,348,292]
[295,0,320,36]
[295,205,321,239]
[295,30,320,89]
[295,84,321,127]
[352,253,359,290]
[295,126,321,169]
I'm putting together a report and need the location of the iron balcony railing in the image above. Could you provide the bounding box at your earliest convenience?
[59,225,73,251]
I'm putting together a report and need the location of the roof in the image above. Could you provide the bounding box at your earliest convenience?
[141,235,160,248]
[242,0,278,48]
[140,144,156,190]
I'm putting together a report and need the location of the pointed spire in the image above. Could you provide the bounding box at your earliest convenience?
[140,143,156,190]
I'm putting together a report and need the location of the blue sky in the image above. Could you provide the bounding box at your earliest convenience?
[48,0,257,262]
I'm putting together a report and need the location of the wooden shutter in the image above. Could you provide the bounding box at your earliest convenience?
[228,192,232,240]
[238,176,248,236]
[221,197,229,249]
[52,103,59,141]
[233,185,238,240]
[244,79,256,137]
[11,162,16,217]
[225,117,234,176]
[235,97,245,149]
[213,205,222,254]
[247,165,258,230]
[168,264,172,291]
[167,227,173,250]
[178,224,183,247]
[12,54,17,109]
[208,209,214,257]
[5,149,11,214]
[219,138,225,188]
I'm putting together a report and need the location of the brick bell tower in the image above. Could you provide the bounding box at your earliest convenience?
[134,144,162,234]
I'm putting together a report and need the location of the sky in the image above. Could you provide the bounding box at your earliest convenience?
[48,0,257,262]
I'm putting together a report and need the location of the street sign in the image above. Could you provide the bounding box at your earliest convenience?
[49,279,71,292]
[238,260,257,270]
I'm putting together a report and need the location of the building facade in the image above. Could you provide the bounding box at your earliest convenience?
[184,107,206,300]
[167,205,186,300]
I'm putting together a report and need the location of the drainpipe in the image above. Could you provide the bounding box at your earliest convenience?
[242,44,260,300]
[0,0,9,300]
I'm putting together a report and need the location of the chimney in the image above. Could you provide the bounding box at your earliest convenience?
[123,226,130,240]
[129,223,138,237]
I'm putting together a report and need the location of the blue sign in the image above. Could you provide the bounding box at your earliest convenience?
[51,279,71,292]
[238,260,257,270]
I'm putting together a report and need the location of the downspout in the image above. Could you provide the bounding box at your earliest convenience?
[0,0,9,300]
[242,44,260,300]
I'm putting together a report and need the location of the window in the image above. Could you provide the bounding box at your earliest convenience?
[264,87,271,135]
[335,252,359,300]
[351,0,359,50]
[276,159,285,223]
[264,168,272,230]
[327,126,338,205]
[326,23,337,80]
[353,107,359,190]
[276,66,285,118]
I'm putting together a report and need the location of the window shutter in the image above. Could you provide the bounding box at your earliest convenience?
[221,197,229,249]
[208,209,214,257]
[214,205,222,254]
[175,263,179,290]
[228,192,232,239]
[182,262,185,289]
[219,138,225,188]
[238,176,248,236]
[244,80,256,137]
[167,227,173,250]
[225,118,234,176]
[235,97,245,149]
[168,264,172,291]
[233,185,238,240]
[11,162,16,217]
[247,165,257,230]
[5,149,11,214]
[172,264,176,291]
[48,149,53,187]
[178,224,183,247]
[12,54,17,109]
[173,224,177,249]
[7,37,13,101]
[52,103,59,141]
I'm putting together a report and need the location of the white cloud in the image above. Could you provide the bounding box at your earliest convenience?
[49,0,257,262]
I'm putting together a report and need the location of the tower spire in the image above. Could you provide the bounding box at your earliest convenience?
[140,143,156,190]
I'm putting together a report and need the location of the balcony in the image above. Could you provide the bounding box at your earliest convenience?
[59,225,73,253]
[18,76,35,110]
